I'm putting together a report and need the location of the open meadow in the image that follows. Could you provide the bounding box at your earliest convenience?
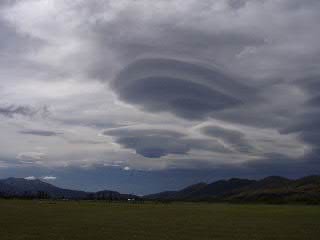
[0,200,319,240]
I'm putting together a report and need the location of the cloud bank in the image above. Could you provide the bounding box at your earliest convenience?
[0,0,318,182]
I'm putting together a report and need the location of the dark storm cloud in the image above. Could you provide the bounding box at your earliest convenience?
[244,152,320,177]
[0,104,49,118]
[88,1,267,81]
[19,129,61,137]
[90,18,266,81]
[103,128,231,158]
[206,81,308,131]
[0,17,46,75]
[282,0,320,9]
[105,128,185,139]
[0,0,17,7]
[308,96,320,107]
[104,128,189,158]
[110,28,263,65]
[280,110,320,135]
[182,138,232,154]
[0,105,35,117]
[111,58,255,120]
[0,17,37,52]
[228,0,250,9]
[279,76,320,159]
[202,125,246,140]
[297,76,320,95]
[281,115,320,161]
[87,0,320,132]
[201,125,255,153]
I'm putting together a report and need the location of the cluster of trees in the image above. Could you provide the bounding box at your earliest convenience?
[86,192,144,203]
[0,191,145,203]
[0,191,51,199]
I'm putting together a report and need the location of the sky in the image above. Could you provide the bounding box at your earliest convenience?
[0,0,320,194]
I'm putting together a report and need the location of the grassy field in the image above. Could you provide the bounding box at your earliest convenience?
[0,200,319,240]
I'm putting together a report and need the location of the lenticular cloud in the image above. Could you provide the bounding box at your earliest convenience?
[112,58,254,120]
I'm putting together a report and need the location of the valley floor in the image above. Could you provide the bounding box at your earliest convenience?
[0,200,319,240]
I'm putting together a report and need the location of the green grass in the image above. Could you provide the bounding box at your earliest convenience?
[0,200,320,240]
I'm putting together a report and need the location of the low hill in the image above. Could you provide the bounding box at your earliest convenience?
[145,176,320,204]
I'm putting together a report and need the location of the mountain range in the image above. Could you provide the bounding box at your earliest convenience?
[145,176,320,204]
[1,176,320,204]
[0,177,138,200]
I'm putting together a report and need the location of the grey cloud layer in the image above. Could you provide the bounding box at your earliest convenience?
[0,0,319,174]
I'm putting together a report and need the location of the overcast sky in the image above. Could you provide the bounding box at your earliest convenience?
[0,0,320,194]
